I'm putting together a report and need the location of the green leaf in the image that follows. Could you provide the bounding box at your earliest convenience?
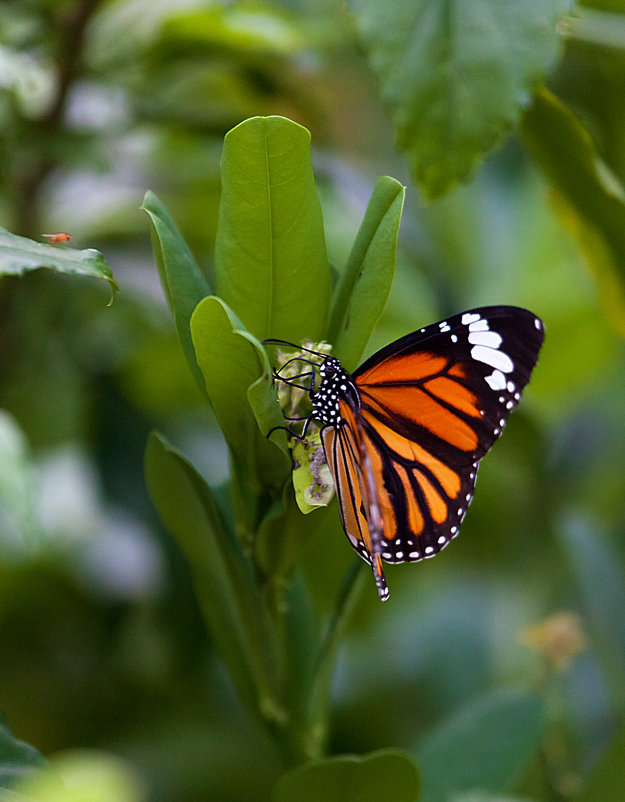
[577,722,625,802]
[0,723,46,789]
[351,0,569,200]
[144,432,283,729]
[190,296,290,497]
[162,5,304,56]
[521,88,625,338]
[273,750,420,802]
[142,190,212,387]
[246,348,289,456]
[14,750,144,802]
[0,227,117,294]
[416,688,545,802]
[327,176,404,370]
[0,411,39,556]
[215,116,331,342]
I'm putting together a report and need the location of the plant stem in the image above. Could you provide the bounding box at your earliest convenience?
[304,557,366,753]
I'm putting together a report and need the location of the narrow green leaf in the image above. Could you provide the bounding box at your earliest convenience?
[142,190,212,386]
[144,432,283,728]
[190,296,290,496]
[577,722,625,802]
[521,88,625,337]
[416,688,545,802]
[0,723,46,789]
[273,750,420,802]
[352,0,569,199]
[328,176,404,370]
[247,364,289,456]
[0,226,117,293]
[215,116,331,342]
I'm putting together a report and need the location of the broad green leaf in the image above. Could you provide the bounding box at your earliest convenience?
[577,722,625,802]
[144,432,283,728]
[215,116,331,342]
[190,296,290,502]
[416,688,545,802]
[0,723,46,789]
[351,0,569,200]
[273,750,420,802]
[0,227,117,294]
[521,88,625,337]
[14,750,144,802]
[328,176,404,370]
[142,190,212,387]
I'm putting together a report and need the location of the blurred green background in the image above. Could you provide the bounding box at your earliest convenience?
[1,1,625,800]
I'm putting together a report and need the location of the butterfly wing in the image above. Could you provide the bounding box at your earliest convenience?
[353,306,544,466]
[323,306,544,593]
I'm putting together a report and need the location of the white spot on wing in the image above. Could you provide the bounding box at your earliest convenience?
[468,330,502,348]
[471,345,514,372]
[468,319,489,332]
[485,369,507,390]
[462,312,481,325]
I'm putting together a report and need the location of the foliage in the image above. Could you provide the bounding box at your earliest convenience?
[352,0,571,199]
[1,1,625,801]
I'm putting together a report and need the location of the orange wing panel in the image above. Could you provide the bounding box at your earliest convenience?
[360,384,479,451]
[356,352,448,384]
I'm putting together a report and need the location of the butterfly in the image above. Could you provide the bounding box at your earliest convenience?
[266,306,544,601]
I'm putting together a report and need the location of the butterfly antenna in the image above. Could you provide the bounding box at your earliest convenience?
[262,339,330,358]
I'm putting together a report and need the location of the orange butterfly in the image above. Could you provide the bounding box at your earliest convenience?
[266,306,544,601]
[42,233,71,244]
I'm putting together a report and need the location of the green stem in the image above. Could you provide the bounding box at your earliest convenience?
[305,557,367,751]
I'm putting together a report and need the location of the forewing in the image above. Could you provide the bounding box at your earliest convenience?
[353,305,544,467]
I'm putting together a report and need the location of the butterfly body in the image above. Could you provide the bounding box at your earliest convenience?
[271,306,544,601]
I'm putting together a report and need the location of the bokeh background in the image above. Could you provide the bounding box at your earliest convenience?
[2,1,625,800]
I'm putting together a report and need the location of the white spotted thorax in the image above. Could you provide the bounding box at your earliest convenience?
[311,357,353,425]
